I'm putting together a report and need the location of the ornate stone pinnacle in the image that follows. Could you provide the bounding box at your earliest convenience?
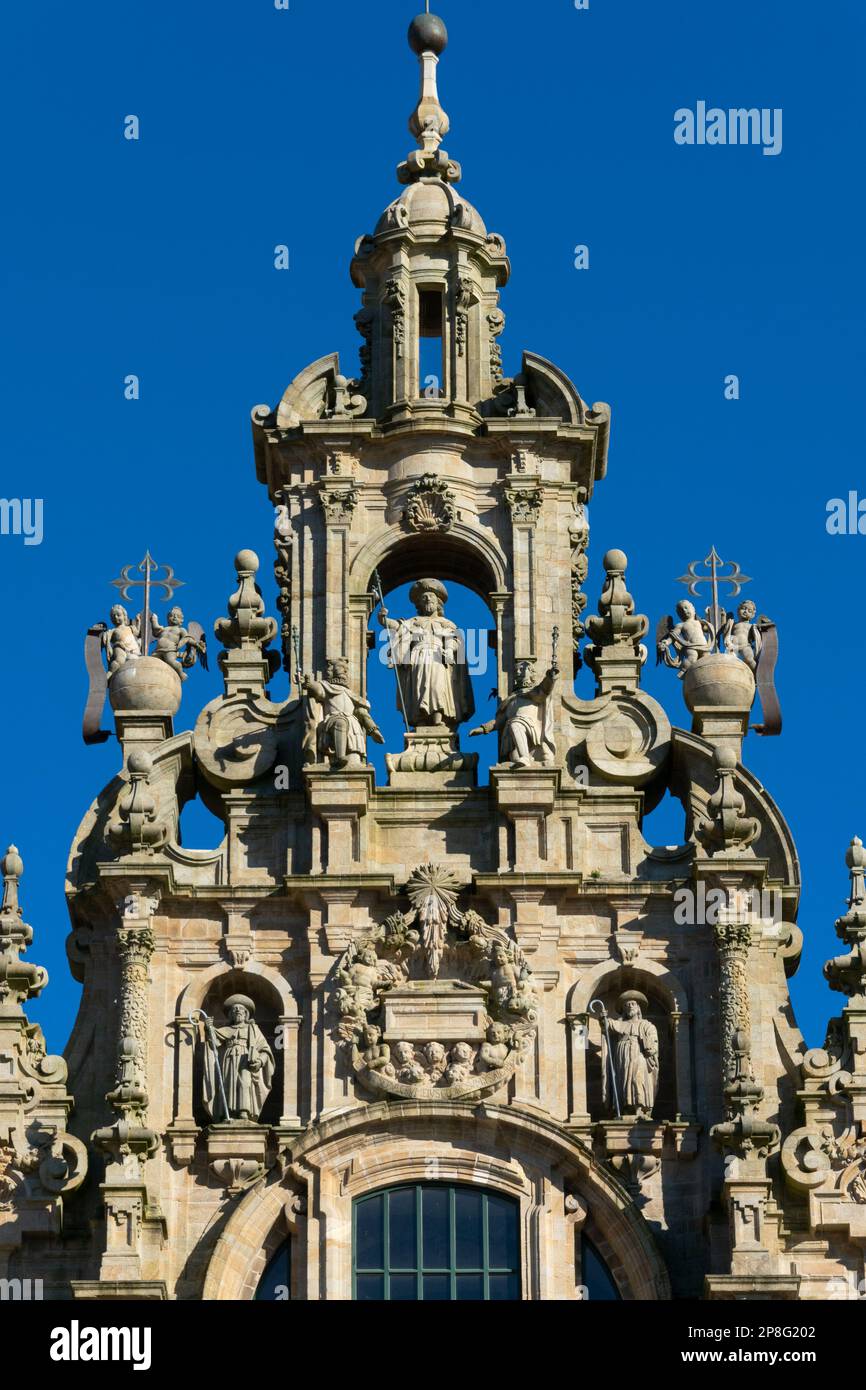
[824,836,866,1000]
[399,13,461,186]
[0,845,48,1013]
[107,751,169,856]
[697,747,760,855]
[710,1028,780,1159]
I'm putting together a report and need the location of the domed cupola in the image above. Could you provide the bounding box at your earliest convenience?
[350,13,511,425]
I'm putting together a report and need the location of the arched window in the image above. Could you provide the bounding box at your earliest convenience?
[353,1184,521,1301]
[254,1240,291,1301]
[581,1235,621,1301]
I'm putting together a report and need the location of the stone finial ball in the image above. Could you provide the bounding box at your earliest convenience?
[408,13,448,56]
[2,845,23,879]
[603,548,628,573]
[235,548,259,575]
[128,750,154,778]
[714,746,737,773]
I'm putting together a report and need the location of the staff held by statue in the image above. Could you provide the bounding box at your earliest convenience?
[189,1009,230,1123]
[589,998,621,1118]
[371,568,411,730]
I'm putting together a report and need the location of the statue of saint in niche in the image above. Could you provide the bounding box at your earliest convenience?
[378,578,474,730]
[601,991,659,1119]
[202,994,275,1122]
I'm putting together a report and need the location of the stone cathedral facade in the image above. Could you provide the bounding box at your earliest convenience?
[2,15,865,1302]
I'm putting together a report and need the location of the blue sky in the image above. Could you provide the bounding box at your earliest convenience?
[2,0,864,1052]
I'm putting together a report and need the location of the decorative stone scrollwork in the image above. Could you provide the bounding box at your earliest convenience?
[273,490,294,674]
[107,751,169,856]
[354,307,373,396]
[454,275,472,357]
[570,503,590,645]
[384,278,406,359]
[403,473,457,533]
[696,747,760,855]
[488,309,505,382]
[332,862,538,1102]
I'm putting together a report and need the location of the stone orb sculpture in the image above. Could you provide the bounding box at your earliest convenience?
[682,652,755,716]
[108,656,182,715]
[408,13,448,56]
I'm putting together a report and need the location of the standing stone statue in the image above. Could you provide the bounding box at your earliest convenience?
[302,657,385,768]
[469,659,558,768]
[378,578,474,730]
[202,995,275,1122]
[601,991,659,1118]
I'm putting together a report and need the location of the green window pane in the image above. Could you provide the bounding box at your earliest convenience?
[355,1273,385,1301]
[456,1273,484,1301]
[488,1272,521,1301]
[355,1194,384,1270]
[455,1187,483,1269]
[388,1273,418,1301]
[388,1187,417,1269]
[422,1186,450,1268]
[487,1192,519,1270]
[423,1273,451,1301]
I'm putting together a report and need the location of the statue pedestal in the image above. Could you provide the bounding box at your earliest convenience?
[491,767,559,870]
[206,1122,269,1192]
[304,766,374,871]
[386,730,478,788]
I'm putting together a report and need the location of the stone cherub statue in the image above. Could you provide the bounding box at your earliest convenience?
[721,599,761,672]
[656,599,714,678]
[378,578,474,730]
[84,598,207,744]
[469,658,558,768]
[104,604,142,675]
[151,606,208,680]
[600,991,659,1119]
[301,657,385,768]
[201,995,275,1122]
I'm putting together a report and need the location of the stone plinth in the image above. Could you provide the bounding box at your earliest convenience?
[304,766,374,871]
[385,731,478,788]
[491,766,559,871]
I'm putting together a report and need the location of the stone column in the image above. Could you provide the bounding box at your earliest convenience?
[278,1015,302,1129]
[713,918,752,1088]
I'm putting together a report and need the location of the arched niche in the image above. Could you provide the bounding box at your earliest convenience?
[200,1102,671,1301]
[170,963,301,1152]
[347,523,512,701]
[566,960,694,1127]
